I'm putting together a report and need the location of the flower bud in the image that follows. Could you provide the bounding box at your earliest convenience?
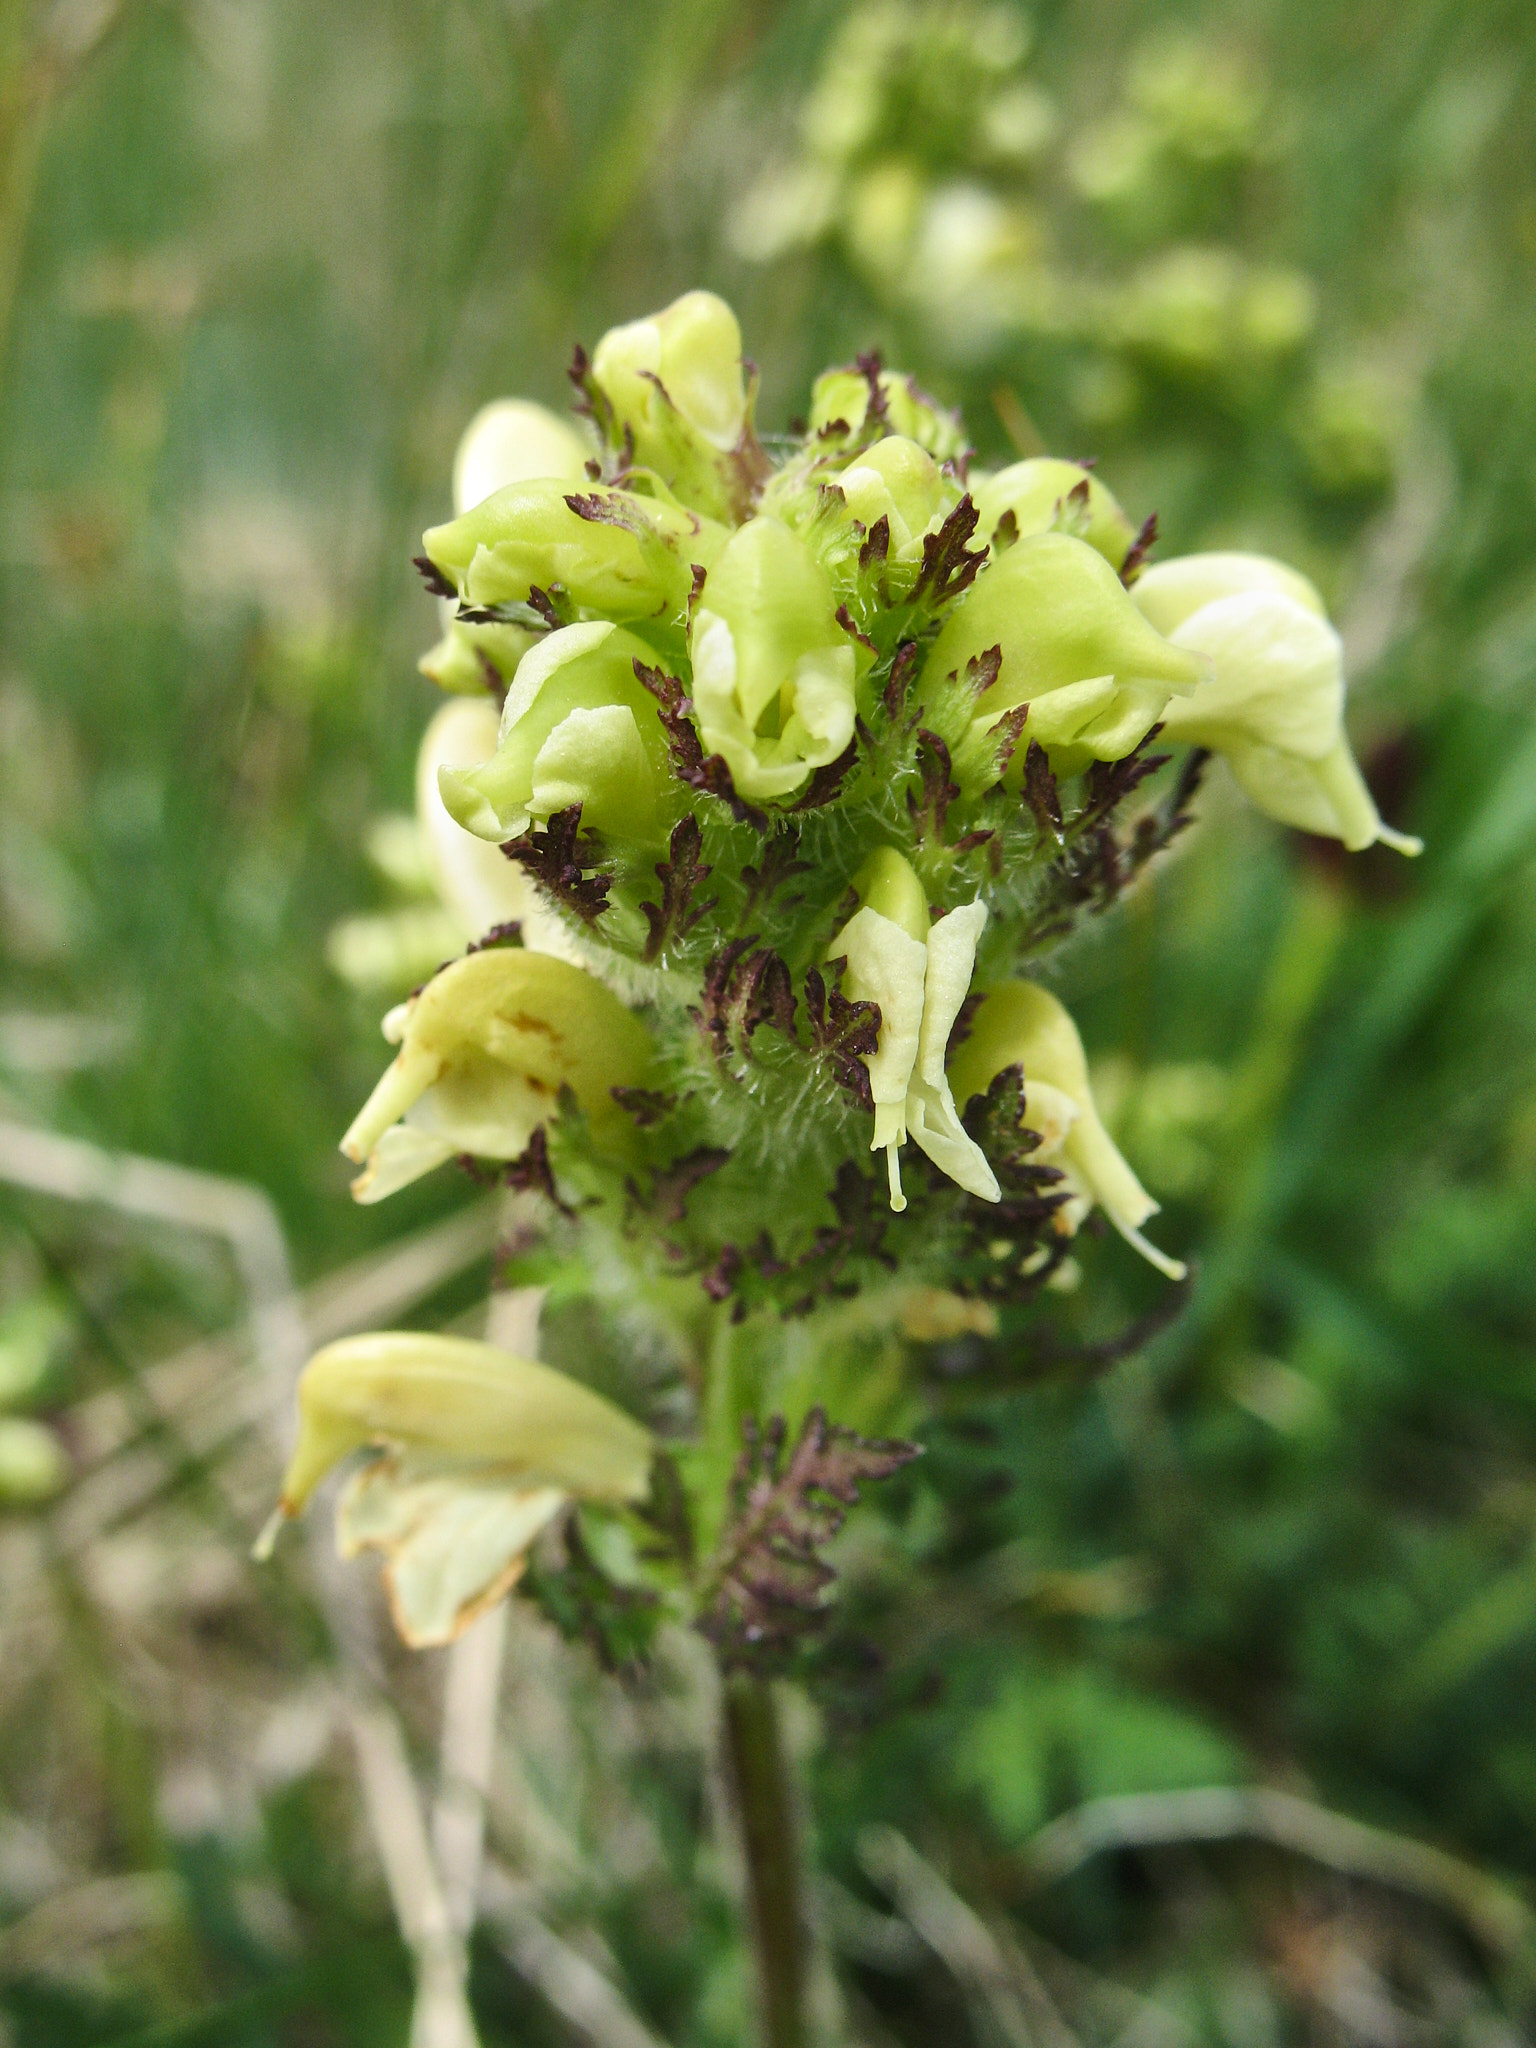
[843,159,925,287]
[452,398,592,515]
[420,402,597,694]
[835,434,948,556]
[972,457,1137,569]
[418,615,535,695]
[436,622,675,848]
[1132,553,1421,853]
[926,532,1207,789]
[589,291,768,522]
[691,515,857,802]
[414,699,585,962]
[422,479,717,623]
[340,947,654,1203]
[831,849,999,1213]
[808,363,967,462]
[259,1331,652,1646]
[1116,247,1316,382]
[948,982,1185,1279]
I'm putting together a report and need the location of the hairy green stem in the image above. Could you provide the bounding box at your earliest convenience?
[723,1671,807,2048]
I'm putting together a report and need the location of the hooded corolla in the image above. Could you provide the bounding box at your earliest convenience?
[948,980,1186,1279]
[1131,552,1421,854]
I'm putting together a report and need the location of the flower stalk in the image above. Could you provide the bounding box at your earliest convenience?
[264,287,1423,2037]
[723,1673,809,2048]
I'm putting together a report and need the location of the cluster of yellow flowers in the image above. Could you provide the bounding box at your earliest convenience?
[272,290,1416,1646]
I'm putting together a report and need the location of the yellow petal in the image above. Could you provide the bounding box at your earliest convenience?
[906,902,999,1203]
[832,905,929,1206]
[1162,591,1344,761]
[274,1330,654,1521]
[948,983,1184,1279]
[338,1450,567,1648]
[1131,551,1326,637]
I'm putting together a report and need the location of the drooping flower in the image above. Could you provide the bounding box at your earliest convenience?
[690,515,858,802]
[830,848,999,1212]
[947,980,1186,1278]
[452,397,593,515]
[435,622,678,849]
[258,1332,652,1646]
[341,948,654,1203]
[588,290,770,522]
[806,360,968,461]
[1132,551,1421,853]
[924,530,1208,791]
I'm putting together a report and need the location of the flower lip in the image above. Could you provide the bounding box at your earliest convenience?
[831,850,999,1212]
[257,1331,654,1644]
[436,621,675,847]
[414,698,583,965]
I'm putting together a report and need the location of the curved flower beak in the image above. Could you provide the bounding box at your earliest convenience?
[948,981,1186,1279]
[1133,553,1421,854]
[341,948,654,1203]
[257,1331,652,1647]
[831,849,1000,1212]
[422,479,716,624]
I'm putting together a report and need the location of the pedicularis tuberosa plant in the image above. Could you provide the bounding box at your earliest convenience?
[262,292,1418,2046]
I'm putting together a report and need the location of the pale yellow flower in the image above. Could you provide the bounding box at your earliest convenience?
[948,981,1186,1279]
[258,1332,652,1647]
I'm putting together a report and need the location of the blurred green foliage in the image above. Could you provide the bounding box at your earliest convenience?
[1,0,1535,2042]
